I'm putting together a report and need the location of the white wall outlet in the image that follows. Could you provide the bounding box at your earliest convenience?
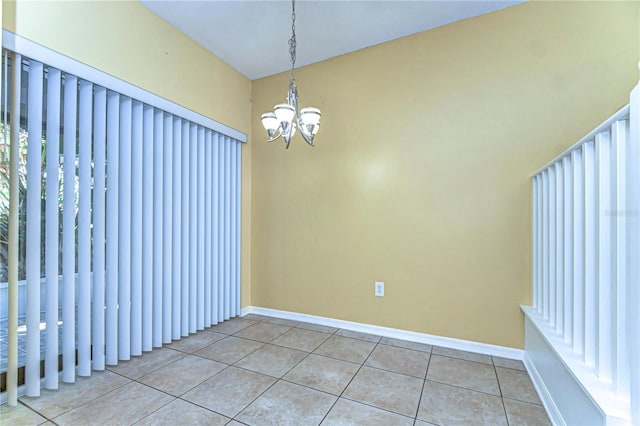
[375,281,384,297]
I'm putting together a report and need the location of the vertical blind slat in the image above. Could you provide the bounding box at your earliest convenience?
[163,114,173,343]
[62,74,78,381]
[181,120,189,337]
[152,109,164,347]
[224,139,231,320]
[219,138,225,322]
[212,133,221,324]
[142,104,154,352]
[189,123,197,333]
[105,91,120,366]
[25,60,43,396]
[45,67,61,388]
[92,86,107,371]
[197,126,205,330]
[118,96,132,361]
[130,100,143,356]
[204,130,212,328]
[172,117,182,340]
[77,79,93,375]
[236,141,242,314]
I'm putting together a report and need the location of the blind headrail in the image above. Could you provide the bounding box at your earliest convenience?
[1,30,247,143]
[530,104,629,178]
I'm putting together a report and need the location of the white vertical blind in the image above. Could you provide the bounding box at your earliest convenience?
[214,133,222,323]
[163,114,173,343]
[197,127,205,331]
[233,140,241,315]
[142,105,153,352]
[189,124,197,333]
[152,109,163,347]
[172,117,182,339]
[62,73,77,382]
[105,90,119,366]
[219,138,226,322]
[204,130,212,328]
[224,139,231,320]
[45,68,61,389]
[77,79,93,376]
[25,60,43,396]
[181,120,189,337]
[1,51,243,399]
[131,100,143,356]
[92,86,107,371]
[118,96,132,361]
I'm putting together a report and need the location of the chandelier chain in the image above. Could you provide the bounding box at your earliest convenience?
[288,0,297,77]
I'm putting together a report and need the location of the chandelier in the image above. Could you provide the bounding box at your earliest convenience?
[260,0,321,149]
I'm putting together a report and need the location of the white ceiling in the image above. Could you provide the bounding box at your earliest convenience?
[141,0,524,80]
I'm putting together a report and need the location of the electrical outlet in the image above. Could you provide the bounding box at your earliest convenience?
[375,281,384,297]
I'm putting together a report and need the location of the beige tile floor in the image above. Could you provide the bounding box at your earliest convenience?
[1,314,551,425]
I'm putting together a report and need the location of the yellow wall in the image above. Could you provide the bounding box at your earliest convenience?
[2,0,253,306]
[3,0,638,349]
[251,1,639,348]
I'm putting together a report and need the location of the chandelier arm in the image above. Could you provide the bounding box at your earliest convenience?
[296,116,315,147]
[266,128,283,142]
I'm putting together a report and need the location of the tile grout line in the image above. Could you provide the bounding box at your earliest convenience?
[492,358,512,426]
[414,346,434,425]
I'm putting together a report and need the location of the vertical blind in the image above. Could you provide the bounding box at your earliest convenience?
[1,47,243,398]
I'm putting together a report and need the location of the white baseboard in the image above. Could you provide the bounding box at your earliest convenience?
[524,351,566,426]
[241,306,524,361]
